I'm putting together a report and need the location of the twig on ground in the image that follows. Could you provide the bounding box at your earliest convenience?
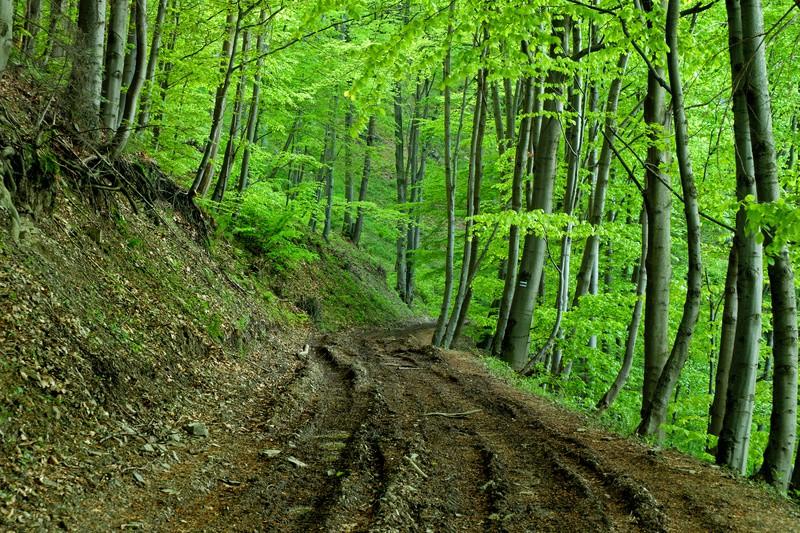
[422,409,482,419]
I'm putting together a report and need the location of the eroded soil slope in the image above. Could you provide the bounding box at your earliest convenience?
[63,325,800,532]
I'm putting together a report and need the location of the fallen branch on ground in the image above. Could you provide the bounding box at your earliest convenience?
[422,409,482,418]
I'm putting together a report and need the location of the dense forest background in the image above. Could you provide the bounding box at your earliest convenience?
[2,0,800,495]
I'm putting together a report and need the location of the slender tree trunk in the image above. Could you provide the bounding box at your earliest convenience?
[101,0,130,133]
[500,26,567,370]
[492,71,534,356]
[321,96,339,241]
[0,0,12,73]
[119,21,137,128]
[111,0,148,157]
[211,30,249,202]
[237,12,266,195]
[445,65,488,348]
[737,0,798,490]
[574,53,629,305]
[71,0,107,136]
[393,85,409,301]
[637,0,703,437]
[21,0,41,55]
[343,104,355,235]
[708,246,738,437]
[717,0,763,477]
[152,3,178,149]
[433,18,455,347]
[137,0,169,131]
[45,0,67,60]
[597,209,648,412]
[190,11,239,197]
[640,1,672,415]
[351,115,376,246]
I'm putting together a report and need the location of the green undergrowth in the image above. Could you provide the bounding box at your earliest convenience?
[481,355,724,466]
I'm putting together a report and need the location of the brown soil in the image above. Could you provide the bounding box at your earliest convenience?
[47,324,800,532]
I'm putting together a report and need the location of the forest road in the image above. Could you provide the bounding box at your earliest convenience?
[74,323,800,532]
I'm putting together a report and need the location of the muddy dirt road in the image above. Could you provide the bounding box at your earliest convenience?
[71,325,800,532]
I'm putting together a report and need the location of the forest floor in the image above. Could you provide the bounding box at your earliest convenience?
[61,324,800,532]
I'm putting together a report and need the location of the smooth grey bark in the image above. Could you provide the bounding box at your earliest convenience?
[137,0,169,131]
[444,65,487,349]
[708,246,738,437]
[119,21,137,127]
[637,0,703,437]
[492,71,534,356]
[640,1,672,415]
[111,0,147,157]
[573,53,629,305]
[0,0,12,73]
[190,11,238,197]
[101,0,130,132]
[45,0,68,61]
[343,104,355,235]
[597,209,648,412]
[212,30,249,202]
[237,12,266,195]
[500,27,567,371]
[71,0,107,135]
[738,0,798,490]
[21,0,41,55]
[351,115,376,246]
[321,97,338,242]
[433,23,455,347]
[531,23,585,369]
[393,85,408,301]
[151,1,179,149]
[716,0,763,477]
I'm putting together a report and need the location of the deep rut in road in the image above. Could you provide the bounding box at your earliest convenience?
[69,324,800,532]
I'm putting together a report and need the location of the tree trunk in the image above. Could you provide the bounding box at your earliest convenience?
[343,104,355,235]
[190,10,239,197]
[574,53,629,305]
[0,0,12,73]
[102,0,130,133]
[597,209,648,412]
[321,96,339,241]
[738,0,798,490]
[351,115,376,246]
[500,27,567,371]
[71,0,107,136]
[21,0,41,55]
[394,85,408,302]
[707,246,738,437]
[637,0,703,437]
[211,30,249,202]
[111,0,148,157]
[492,69,534,356]
[444,64,488,348]
[45,0,67,60]
[119,20,137,128]
[237,12,266,195]
[716,0,763,477]
[137,0,169,131]
[433,18,455,347]
[640,2,672,416]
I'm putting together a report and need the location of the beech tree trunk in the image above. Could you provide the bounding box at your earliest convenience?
[71,0,107,135]
[102,0,130,132]
[597,209,648,412]
[393,85,408,301]
[190,11,239,197]
[351,116,376,246]
[0,0,12,73]
[45,0,67,61]
[500,26,567,370]
[433,18,455,347]
[21,0,41,55]
[640,1,672,415]
[738,0,798,490]
[238,12,266,194]
[137,0,169,131]
[637,0,703,437]
[491,69,534,356]
[212,30,250,202]
[343,104,355,235]
[716,0,762,476]
[111,0,147,157]
[707,246,738,437]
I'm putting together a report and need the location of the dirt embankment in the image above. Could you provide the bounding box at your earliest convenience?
[53,325,800,532]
